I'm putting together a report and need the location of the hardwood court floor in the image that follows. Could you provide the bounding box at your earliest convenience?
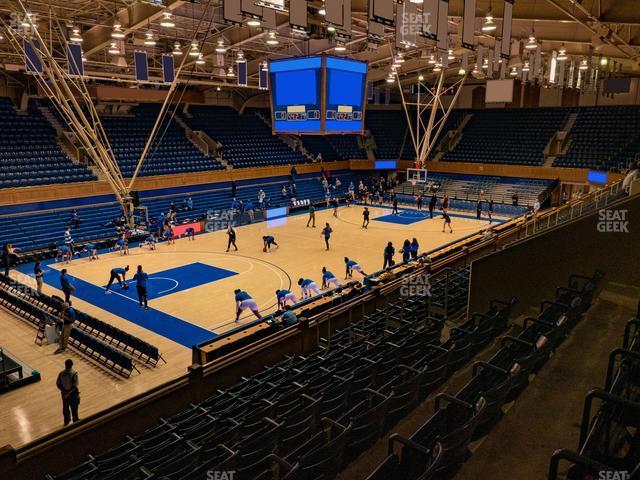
[0,205,499,449]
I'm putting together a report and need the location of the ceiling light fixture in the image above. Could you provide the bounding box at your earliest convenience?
[525,33,538,50]
[111,21,125,39]
[108,42,120,54]
[172,41,182,55]
[334,43,346,52]
[482,5,496,32]
[319,2,326,15]
[189,42,200,57]
[510,67,518,76]
[557,45,568,61]
[215,39,227,53]
[144,30,156,46]
[160,11,175,28]
[447,48,455,61]
[70,27,82,43]
[579,58,588,70]
[227,66,236,77]
[522,61,530,72]
[247,19,261,26]
[266,31,279,45]
[195,53,205,65]
[433,63,442,72]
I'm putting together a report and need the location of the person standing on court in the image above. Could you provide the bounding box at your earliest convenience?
[362,207,370,229]
[55,302,75,354]
[383,242,395,269]
[410,238,419,259]
[476,200,482,220]
[392,196,399,215]
[59,269,74,302]
[105,265,129,293]
[133,265,149,310]
[307,203,316,228]
[3,243,18,276]
[34,261,44,294]
[231,180,237,198]
[226,224,238,252]
[401,239,411,263]
[321,223,333,251]
[56,359,80,426]
[416,194,423,211]
[429,194,437,219]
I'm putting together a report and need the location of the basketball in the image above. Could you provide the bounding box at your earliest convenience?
[263,247,267,252]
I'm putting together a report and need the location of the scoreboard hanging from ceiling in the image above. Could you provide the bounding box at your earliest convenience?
[269,55,368,135]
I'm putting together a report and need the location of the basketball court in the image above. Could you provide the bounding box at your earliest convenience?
[21,203,504,341]
[0,201,507,449]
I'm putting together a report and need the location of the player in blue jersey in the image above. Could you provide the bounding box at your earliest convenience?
[344,257,365,279]
[262,235,278,252]
[59,244,73,265]
[321,267,341,289]
[115,234,129,255]
[276,289,299,309]
[234,289,262,321]
[142,234,157,251]
[321,223,333,251]
[133,265,149,309]
[298,278,321,299]
[105,265,129,293]
[83,242,98,260]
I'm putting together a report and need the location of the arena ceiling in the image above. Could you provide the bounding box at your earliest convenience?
[1,0,640,92]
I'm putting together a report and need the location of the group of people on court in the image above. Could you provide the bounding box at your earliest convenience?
[236,257,366,321]
[103,264,150,309]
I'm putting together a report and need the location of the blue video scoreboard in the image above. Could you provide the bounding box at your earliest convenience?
[325,57,367,133]
[270,57,322,133]
[269,56,367,134]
